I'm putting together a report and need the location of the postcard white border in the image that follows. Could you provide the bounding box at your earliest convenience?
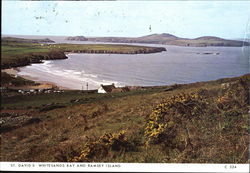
[0,162,249,172]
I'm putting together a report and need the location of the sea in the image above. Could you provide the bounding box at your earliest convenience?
[4,35,250,90]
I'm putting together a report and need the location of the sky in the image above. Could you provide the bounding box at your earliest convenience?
[2,1,250,39]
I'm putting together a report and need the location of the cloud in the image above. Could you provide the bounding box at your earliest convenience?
[2,1,250,38]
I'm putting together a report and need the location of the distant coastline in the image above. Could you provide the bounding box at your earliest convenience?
[1,36,249,91]
[1,37,166,69]
[1,37,166,90]
[66,33,250,47]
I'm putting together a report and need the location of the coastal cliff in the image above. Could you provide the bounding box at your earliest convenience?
[1,51,68,69]
[65,47,166,54]
[2,37,55,43]
[1,37,166,69]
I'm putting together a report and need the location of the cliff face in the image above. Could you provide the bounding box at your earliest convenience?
[1,51,68,69]
[66,47,166,54]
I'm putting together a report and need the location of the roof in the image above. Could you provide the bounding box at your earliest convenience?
[99,84,130,93]
[100,84,116,93]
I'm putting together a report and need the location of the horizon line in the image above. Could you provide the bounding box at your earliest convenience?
[1,33,246,40]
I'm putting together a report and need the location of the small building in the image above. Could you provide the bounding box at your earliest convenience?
[98,84,116,94]
[98,84,130,94]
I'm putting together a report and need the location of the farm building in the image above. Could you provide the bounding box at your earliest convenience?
[97,84,130,94]
[98,84,116,93]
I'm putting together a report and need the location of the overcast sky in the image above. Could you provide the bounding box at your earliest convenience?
[2,1,250,39]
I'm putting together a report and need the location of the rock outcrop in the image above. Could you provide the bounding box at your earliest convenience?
[1,51,68,69]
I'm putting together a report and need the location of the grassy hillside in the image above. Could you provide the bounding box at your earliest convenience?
[1,39,67,69]
[2,37,55,43]
[1,37,166,69]
[1,74,249,163]
[1,72,35,87]
[1,37,249,163]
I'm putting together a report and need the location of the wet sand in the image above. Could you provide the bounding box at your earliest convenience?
[2,68,70,90]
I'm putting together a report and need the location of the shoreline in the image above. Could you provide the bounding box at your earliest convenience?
[3,67,249,92]
[2,49,249,91]
[2,68,70,90]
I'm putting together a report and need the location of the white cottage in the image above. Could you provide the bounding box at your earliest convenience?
[98,84,116,93]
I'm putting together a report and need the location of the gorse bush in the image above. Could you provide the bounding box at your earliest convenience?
[144,78,249,162]
[217,79,249,111]
[144,91,207,146]
[69,130,132,162]
[1,72,248,163]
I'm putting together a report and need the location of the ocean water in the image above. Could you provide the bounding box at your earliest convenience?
[17,40,250,90]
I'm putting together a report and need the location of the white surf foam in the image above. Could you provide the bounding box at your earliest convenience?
[18,62,123,90]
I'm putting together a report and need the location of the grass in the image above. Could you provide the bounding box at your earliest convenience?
[1,37,165,69]
[0,37,249,163]
[2,37,54,43]
[1,87,166,109]
[1,72,35,87]
[1,74,249,163]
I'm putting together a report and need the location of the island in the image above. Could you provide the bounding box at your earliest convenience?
[66,36,88,41]
[66,33,250,47]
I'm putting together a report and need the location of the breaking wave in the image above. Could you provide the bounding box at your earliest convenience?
[18,60,123,90]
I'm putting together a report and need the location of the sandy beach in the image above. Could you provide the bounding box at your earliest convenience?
[2,68,20,76]
[2,68,70,90]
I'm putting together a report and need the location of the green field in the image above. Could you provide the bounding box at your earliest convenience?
[1,37,166,69]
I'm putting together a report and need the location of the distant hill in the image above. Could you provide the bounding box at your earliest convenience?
[2,37,55,43]
[66,33,250,47]
[175,36,249,47]
[135,33,178,43]
[66,36,88,41]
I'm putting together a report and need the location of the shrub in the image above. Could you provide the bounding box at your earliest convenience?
[217,79,249,111]
[69,130,132,162]
[144,78,249,163]
[39,104,66,112]
[144,92,207,146]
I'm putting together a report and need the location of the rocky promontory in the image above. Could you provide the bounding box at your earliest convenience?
[2,37,55,43]
[2,51,67,69]
[2,37,167,69]
[65,47,166,54]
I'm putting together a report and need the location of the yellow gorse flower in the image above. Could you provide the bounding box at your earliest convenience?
[144,91,206,145]
[68,130,129,162]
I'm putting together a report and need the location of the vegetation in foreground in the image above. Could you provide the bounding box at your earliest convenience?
[1,72,35,87]
[1,74,249,163]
